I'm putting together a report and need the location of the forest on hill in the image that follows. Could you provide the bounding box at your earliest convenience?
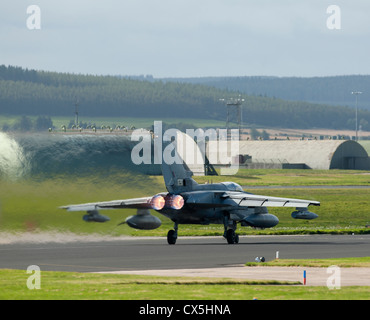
[1,65,370,131]
[163,75,370,110]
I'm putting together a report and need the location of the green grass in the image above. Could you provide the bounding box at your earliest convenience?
[0,169,370,236]
[0,115,20,128]
[245,257,370,268]
[1,269,369,300]
[192,168,370,186]
[0,171,167,235]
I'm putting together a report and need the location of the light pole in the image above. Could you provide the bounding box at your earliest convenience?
[351,91,362,141]
[219,95,244,140]
[74,98,79,127]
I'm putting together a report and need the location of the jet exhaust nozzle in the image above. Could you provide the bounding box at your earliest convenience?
[150,195,165,210]
[165,194,184,210]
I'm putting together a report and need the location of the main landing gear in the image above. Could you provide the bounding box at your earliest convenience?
[225,229,239,244]
[223,215,239,244]
[167,222,178,245]
[167,219,240,245]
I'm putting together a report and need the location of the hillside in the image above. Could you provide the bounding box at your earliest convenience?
[162,75,370,110]
[1,65,370,131]
[0,65,229,121]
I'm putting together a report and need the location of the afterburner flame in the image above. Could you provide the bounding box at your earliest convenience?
[167,195,184,210]
[150,195,165,210]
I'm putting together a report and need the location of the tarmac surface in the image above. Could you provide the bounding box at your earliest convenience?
[1,233,369,286]
[100,266,370,286]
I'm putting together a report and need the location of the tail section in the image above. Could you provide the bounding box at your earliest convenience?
[158,130,199,194]
[161,154,199,194]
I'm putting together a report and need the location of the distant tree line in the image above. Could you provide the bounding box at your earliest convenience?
[0,65,229,120]
[165,75,370,111]
[1,65,370,131]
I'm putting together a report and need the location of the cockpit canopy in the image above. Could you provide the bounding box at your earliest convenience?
[221,182,244,192]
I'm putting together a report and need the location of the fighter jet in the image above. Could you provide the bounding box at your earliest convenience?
[60,138,320,245]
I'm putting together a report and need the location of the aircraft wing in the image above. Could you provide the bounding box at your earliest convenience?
[222,192,320,208]
[60,196,162,212]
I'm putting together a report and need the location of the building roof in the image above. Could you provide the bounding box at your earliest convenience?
[237,140,369,169]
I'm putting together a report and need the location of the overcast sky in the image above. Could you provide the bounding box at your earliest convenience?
[1,0,370,78]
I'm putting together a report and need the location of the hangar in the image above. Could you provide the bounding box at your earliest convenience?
[237,140,370,170]
[209,140,370,170]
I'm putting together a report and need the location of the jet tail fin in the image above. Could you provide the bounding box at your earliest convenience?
[161,155,199,194]
[158,131,199,194]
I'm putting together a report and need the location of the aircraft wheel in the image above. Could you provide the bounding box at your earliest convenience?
[226,229,236,244]
[234,234,239,244]
[167,230,177,245]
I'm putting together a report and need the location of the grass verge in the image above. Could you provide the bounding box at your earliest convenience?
[1,269,369,300]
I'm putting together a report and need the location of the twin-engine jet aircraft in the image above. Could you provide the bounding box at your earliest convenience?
[60,138,319,245]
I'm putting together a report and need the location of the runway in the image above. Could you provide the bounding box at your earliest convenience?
[0,233,369,274]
